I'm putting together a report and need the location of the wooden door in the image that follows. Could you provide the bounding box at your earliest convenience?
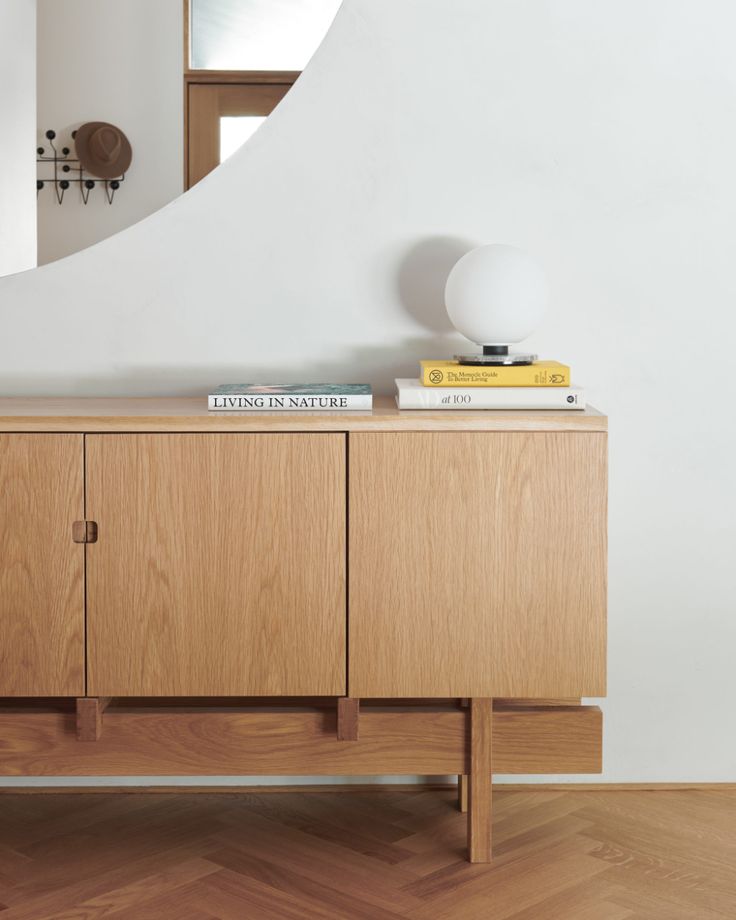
[0,435,85,695]
[187,82,292,187]
[86,434,346,696]
[349,432,607,698]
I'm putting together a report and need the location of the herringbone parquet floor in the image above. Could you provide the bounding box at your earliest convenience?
[0,787,734,919]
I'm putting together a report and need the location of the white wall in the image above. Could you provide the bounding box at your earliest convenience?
[36,0,182,265]
[0,0,36,277]
[0,0,735,784]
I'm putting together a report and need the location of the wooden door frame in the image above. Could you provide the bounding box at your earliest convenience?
[186,81,293,187]
[182,0,299,188]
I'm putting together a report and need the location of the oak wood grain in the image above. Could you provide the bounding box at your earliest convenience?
[0,704,601,776]
[349,432,607,697]
[0,789,733,919]
[0,708,465,775]
[469,698,493,862]
[0,396,607,432]
[492,705,603,773]
[3,781,730,794]
[458,774,468,813]
[0,434,84,696]
[337,698,360,741]
[75,697,112,741]
[85,433,346,696]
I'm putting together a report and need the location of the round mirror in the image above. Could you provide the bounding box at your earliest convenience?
[6,0,342,273]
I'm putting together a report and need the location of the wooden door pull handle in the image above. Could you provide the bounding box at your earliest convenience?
[337,698,359,741]
[72,521,98,544]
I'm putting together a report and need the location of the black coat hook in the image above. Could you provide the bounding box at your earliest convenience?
[36,127,125,204]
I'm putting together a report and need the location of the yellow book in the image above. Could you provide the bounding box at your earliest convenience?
[420,360,570,387]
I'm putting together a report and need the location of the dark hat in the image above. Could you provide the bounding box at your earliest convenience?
[74,122,132,179]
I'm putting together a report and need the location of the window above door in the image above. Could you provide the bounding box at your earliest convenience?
[189,0,342,71]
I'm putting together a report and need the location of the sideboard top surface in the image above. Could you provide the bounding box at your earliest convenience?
[0,396,607,432]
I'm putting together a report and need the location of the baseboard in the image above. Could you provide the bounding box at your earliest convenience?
[496,782,736,791]
[0,781,734,794]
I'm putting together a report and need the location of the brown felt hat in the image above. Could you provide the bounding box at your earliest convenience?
[74,122,132,179]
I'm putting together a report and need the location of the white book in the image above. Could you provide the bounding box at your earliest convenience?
[395,379,585,410]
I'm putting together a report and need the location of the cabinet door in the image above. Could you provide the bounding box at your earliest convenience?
[86,434,345,696]
[349,432,607,698]
[0,435,85,696]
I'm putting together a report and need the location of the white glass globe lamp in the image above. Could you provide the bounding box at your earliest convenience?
[445,244,548,365]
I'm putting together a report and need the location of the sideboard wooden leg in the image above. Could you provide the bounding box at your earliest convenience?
[76,697,112,741]
[468,697,493,863]
[458,775,468,812]
[337,697,360,741]
[458,698,469,810]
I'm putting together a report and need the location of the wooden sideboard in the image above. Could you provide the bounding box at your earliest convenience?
[0,397,607,862]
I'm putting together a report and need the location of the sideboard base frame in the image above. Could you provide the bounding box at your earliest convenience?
[0,698,601,863]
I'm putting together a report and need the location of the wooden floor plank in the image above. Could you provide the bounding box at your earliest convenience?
[0,789,733,918]
[194,867,386,920]
[604,879,730,920]
[208,846,405,919]
[579,806,736,885]
[12,858,220,920]
[503,878,632,920]
[406,839,607,918]
[213,810,424,913]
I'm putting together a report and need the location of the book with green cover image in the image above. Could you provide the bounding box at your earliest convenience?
[208,384,372,411]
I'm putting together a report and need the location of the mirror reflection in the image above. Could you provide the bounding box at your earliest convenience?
[31,0,341,268]
[191,0,341,70]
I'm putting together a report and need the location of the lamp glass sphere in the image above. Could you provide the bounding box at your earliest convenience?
[445,245,547,358]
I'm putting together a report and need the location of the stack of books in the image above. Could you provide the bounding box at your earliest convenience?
[396,360,584,410]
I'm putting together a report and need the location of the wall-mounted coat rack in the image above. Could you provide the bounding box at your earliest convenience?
[36,124,132,205]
